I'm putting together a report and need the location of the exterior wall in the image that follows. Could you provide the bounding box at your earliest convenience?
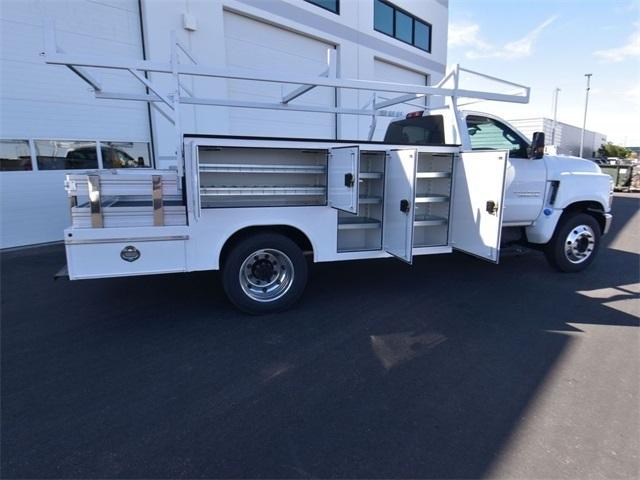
[1,0,448,247]
[141,0,448,166]
[0,0,150,248]
[509,118,606,159]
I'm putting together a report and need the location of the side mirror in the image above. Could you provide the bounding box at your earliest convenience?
[531,132,545,159]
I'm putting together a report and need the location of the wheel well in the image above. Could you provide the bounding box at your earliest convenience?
[219,225,313,266]
[561,201,606,233]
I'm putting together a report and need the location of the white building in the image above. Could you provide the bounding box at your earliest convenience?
[0,0,449,248]
[508,117,607,159]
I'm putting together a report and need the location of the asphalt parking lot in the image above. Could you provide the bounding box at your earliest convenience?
[2,193,639,479]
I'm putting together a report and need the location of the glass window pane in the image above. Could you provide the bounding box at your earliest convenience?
[0,140,32,171]
[35,140,98,170]
[305,0,338,13]
[466,116,529,158]
[374,0,394,36]
[101,142,151,169]
[395,10,413,44]
[414,20,431,51]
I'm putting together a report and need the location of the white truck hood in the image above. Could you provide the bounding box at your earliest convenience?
[544,155,602,179]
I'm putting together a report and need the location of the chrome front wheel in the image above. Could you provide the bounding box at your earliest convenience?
[564,224,596,264]
[239,248,295,302]
[545,213,601,273]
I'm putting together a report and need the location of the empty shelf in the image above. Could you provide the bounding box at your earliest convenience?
[416,171,451,179]
[200,186,326,196]
[360,172,383,180]
[199,163,325,174]
[414,214,448,227]
[338,217,381,230]
[358,196,382,204]
[415,194,449,203]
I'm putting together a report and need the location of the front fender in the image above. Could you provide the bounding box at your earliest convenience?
[525,172,611,244]
[552,172,611,212]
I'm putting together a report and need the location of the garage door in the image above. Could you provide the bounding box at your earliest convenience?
[224,12,336,139]
[374,59,428,137]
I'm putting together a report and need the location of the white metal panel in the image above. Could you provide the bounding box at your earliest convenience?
[223,11,335,139]
[373,59,427,138]
[328,146,359,214]
[450,150,508,263]
[0,171,70,248]
[383,149,417,263]
[0,0,148,141]
[67,238,187,279]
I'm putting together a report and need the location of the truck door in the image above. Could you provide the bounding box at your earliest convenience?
[328,146,360,214]
[383,149,417,264]
[450,150,508,263]
[464,114,545,224]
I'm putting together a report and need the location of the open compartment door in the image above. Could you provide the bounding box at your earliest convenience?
[328,146,359,214]
[383,149,417,264]
[450,150,508,263]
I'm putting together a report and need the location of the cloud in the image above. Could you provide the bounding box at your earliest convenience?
[448,23,490,49]
[449,16,558,60]
[627,85,640,105]
[594,23,640,62]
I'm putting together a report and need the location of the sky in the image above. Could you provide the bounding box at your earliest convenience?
[446,0,640,146]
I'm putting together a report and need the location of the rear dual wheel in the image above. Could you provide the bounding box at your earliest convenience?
[222,233,307,314]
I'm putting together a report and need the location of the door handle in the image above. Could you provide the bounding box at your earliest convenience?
[486,200,498,215]
[344,173,354,188]
[400,199,410,213]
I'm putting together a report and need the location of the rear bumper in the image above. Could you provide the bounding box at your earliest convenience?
[603,213,613,235]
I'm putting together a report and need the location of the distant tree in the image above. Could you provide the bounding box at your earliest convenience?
[597,142,631,159]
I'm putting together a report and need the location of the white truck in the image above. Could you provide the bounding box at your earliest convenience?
[47,35,613,314]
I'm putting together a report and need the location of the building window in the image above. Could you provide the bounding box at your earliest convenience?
[374,0,432,53]
[304,0,339,14]
[101,142,151,169]
[0,140,32,171]
[35,140,98,170]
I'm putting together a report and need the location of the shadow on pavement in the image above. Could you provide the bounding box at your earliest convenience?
[1,196,638,478]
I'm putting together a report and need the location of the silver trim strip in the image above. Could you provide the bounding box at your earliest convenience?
[152,175,164,226]
[65,235,189,245]
[88,175,103,228]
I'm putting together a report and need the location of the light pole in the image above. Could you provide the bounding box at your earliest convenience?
[551,87,561,145]
[579,73,592,158]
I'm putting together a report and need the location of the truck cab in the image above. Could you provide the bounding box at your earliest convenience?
[385,110,613,272]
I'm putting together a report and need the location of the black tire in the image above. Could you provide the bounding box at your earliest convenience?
[222,232,307,314]
[544,212,601,272]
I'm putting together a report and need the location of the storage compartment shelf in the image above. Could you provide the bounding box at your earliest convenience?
[338,217,381,230]
[416,171,451,179]
[358,196,382,204]
[414,214,448,227]
[415,194,449,203]
[200,186,325,196]
[360,172,384,179]
[199,163,325,174]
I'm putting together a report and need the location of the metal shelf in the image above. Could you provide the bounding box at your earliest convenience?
[360,172,383,180]
[338,217,381,230]
[199,163,325,174]
[358,196,382,204]
[415,194,449,203]
[416,171,451,179]
[200,186,326,196]
[414,214,448,227]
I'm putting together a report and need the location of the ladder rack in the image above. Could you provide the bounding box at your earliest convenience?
[43,23,531,174]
